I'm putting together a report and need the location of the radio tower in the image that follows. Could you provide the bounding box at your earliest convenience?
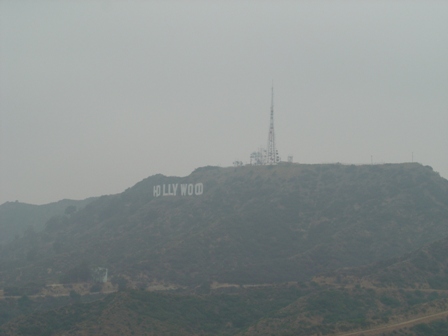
[266,85,279,165]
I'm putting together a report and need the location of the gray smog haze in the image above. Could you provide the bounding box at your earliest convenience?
[1,1,447,205]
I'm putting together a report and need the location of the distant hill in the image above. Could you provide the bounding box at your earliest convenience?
[0,163,447,288]
[0,198,96,244]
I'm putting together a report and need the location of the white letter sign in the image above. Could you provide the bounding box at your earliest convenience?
[153,183,204,198]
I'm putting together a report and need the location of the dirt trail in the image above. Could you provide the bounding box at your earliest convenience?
[338,310,448,336]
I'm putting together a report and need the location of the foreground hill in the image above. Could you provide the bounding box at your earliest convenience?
[0,198,96,244]
[0,286,305,336]
[3,283,448,336]
[1,163,448,288]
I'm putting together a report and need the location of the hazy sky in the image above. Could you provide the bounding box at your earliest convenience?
[1,1,447,205]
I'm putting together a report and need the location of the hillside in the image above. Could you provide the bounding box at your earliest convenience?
[242,286,448,335]
[1,163,448,289]
[0,286,306,336]
[242,233,448,335]
[3,282,448,336]
[322,234,448,291]
[0,198,96,244]
[1,162,448,335]
[369,236,448,289]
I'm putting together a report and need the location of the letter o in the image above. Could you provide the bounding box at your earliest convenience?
[195,183,203,195]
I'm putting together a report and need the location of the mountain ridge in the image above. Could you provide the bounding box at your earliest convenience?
[1,162,447,289]
[0,198,97,244]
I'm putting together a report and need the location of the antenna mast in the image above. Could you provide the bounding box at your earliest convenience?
[266,85,279,165]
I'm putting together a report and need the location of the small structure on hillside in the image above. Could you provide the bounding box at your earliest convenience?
[92,267,108,283]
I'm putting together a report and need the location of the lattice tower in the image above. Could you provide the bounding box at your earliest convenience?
[266,86,279,165]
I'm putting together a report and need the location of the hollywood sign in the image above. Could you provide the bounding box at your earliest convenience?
[153,183,204,197]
